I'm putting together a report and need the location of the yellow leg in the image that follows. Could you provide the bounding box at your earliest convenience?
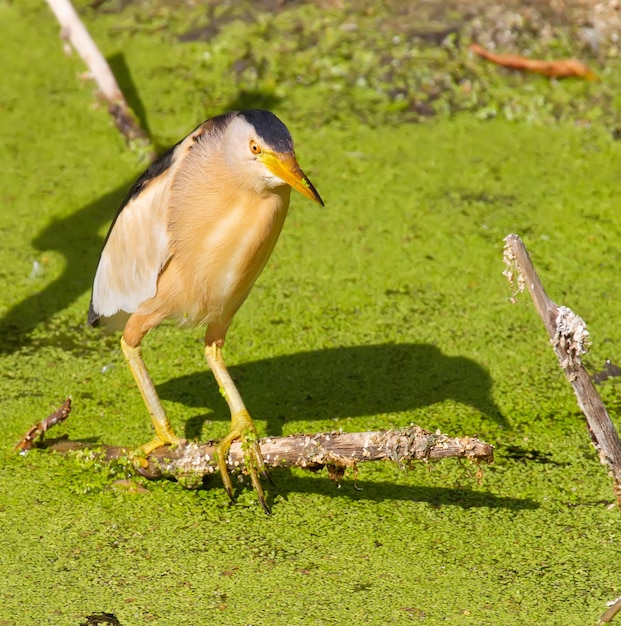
[205,343,270,514]
[121,337,183,454]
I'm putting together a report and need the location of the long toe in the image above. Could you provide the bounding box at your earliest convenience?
[215,411,271,513]
[141,433,184,456]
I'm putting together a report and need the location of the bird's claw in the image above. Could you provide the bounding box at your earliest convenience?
[262,466,275,487]
[215,411,271,514]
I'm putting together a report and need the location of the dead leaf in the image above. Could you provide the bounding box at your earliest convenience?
[470,43,598,81]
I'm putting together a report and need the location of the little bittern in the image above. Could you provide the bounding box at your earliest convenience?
[88,110,323,513]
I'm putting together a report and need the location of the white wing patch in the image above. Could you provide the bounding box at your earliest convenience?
[89,116,230,324]
[91,177,171,319]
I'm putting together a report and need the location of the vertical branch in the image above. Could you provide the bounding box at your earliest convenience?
[504,233,621,506]
[45,0,154,157]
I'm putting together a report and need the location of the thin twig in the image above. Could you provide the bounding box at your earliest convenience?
[15,398,72,452]
[504,233,621,506]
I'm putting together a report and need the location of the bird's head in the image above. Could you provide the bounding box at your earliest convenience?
[222,110,324,206]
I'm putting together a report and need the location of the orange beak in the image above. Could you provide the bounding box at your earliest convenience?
[261,151,324,206]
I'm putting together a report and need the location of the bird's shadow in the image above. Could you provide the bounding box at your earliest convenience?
[0,184,130,355]
[156,342,508,439]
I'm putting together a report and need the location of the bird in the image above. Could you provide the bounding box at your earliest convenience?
[88,110,324,513]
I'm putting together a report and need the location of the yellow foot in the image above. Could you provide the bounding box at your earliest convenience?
[141,433,184,456]
[129,433,184,477]
[216,409,272,515]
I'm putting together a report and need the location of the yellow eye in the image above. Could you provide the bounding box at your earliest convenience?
[250,141,262,155]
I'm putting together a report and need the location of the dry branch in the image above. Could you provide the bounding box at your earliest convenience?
[47,429,494,487]
[137,428,491,486]
[20,400,493,487]
[45,0,153,155]
[598,596,621,625]
[15,397,72,452]
[503,233,621,506]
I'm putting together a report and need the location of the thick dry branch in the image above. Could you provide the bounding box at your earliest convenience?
[45,0,153,154]
[504,233,621,506]
[47,428,493,487]
[23,401,493,487]
[143,428,492,485]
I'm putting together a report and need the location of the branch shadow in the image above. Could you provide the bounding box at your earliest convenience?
[267,472,538,510]
[223,89,282,112]
[107,53,153,143]
[156,342,508,439]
